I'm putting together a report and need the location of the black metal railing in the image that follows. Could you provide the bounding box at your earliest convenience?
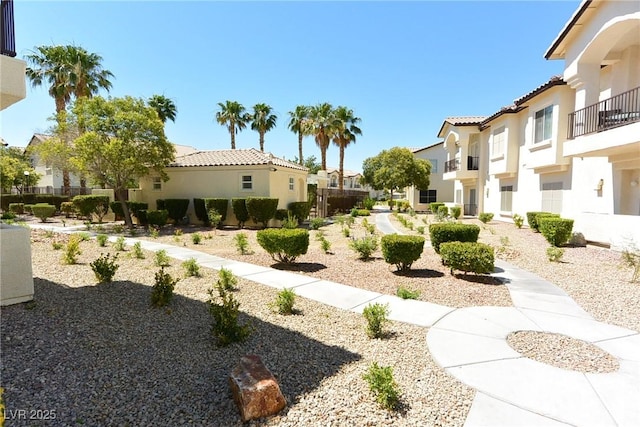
[568,86,640,139]
[463,204,477,216]
[1,0,16,57]
[444,158,460,173]
[467,156,479,171]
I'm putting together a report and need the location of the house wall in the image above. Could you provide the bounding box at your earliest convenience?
[409,144,454,211]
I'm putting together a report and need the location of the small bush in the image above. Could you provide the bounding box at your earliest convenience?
[429,223,480,254]
[363,362,401,411]
[90,253,119,283]
[257,228,309,263]
[132,242,145,259]
[309,217,325,230]
[440,241,495,275]
[363,197,376,210]
[621,248,640,282]
[429,202,445,214]
[546,246,565,262]
[154,249,170,267]
[416,225,425,234]
[63,235,82,264]
[209,272,251,346]
[151,267,177,307]
[363,302,390,339]
[234,232,250,255]
[9,203,24,214]
[449,206,461,219]
[146,210,169,227]
[342,228,350,238]
[23,204,34,214]
[381,234,425,271]
[396,286,420,300]
[32,204,56,222]
[52,241,63,250]
[288,201,311,223]
[246,197,279,228]
[1,211,16,220]
[526,211,558,232]
[270,288,296,315]
[275,208,289,221]
[162,199,190,224]
[320,236,332,253]
[78,232,91,241]
[72,195,110,221]
[96,234,108,247]
[206,208,223,231]
[232,198,250,228]
[539,217,574,247]
[60,201,75,217]
[217,267,238,291]
[478,212,494,224]
[350,207,359,217]
[281,212,299,229]
[512,214,524,228]
[349,236,379,260]
[114,236,126,251]
[149,227,160,239]
[191,232,202,245]
[202,198,229,225]
[437,205,449,218]
[182,258,201,277]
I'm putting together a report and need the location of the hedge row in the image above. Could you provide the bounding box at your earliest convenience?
[429,223,480,254]
[1,194,69,211]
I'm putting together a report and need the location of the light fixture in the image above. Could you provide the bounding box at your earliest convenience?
[596,179,604,191]
[269,167,277,172]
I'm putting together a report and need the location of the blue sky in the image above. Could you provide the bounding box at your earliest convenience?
[1,1,580,172]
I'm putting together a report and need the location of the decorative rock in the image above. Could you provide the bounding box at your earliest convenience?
[229,355,286,421]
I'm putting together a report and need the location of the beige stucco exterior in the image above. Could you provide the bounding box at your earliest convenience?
[408,142,454,211]
[0,54,26,110]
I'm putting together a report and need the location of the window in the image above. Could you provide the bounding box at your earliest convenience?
[241,175,253,190]
[500,185,513,212]
[492,126,505,158]
[330,176,337,187]
[289,177,294,191]
[455,189,462,204]
[419,190,437,204]
[541,182,562,213]
[152,177,162,191]
[534,105,553,143]
[428,159,438,173]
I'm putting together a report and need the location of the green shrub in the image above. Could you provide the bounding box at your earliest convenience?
[350,207,359,217]
[363,362,401,411]
[160,199,190,223]
[232,198,250,228]
[151,267,177,307]
[320,236,331,253]
[8,203,24,214]
[149,226,160,239]
[621,248,640,283]
[234,232,250,255]
[182,258,201,277]
[440,241,495,275]
[23,204,34,214]
[363,303,390,339]
[281,212,299,229]
[526,211,558,232]
[429,223,480,254]
[539,217,574,247]
[154,249,170,267]
[33,194,68,211]
[356,209,371,216]
[416,225,425,234]
[90,253,119,283]
[396,286,420,300]
[207,208,223,230]
[349,236,378,260]
[275,208,289,221]
[288,201,311,223]
[1,211,16,220]
[450,206,461,219]
[388,199,396,210]
[132,241,145,259]
[309,217,325,230]
[437,205,449,218]
[191,232,202,245]
[96,234,108,247]
[363,197,376,210]
[216,267,238,291]
[362,218,376,235]
[429,202,444,214]
[110,201,149,222]
[342,228,350,238]
[60,201,75,217]
[270,288,296,315]
[114,236,126,251]
[257,228,309,263]
[208,272,252,346]
[51,241,63,250]
[246,197,279,228]
[78,232,91,241]
[146,210,169,227]
[204,198,229,224]
[478,212,494,224]
[381,234,425,271]
[546,246,565,262]
[32,204,56,222]
[72,195,110,222]
[513,214,524,229]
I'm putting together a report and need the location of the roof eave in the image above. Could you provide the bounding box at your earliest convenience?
[545,0,593,60]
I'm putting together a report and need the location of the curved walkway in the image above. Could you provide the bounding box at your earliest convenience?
[30,218,640,426]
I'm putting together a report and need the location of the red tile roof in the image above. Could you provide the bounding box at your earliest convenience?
[169,148,308,171]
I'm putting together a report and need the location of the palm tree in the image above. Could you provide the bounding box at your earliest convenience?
[288,105,310,165]
[308,103,337,171]
[250,103,277,152]
[333,106,362,190]
[26,44,114,194]
[216,101,250,149]
[148,95,177,123]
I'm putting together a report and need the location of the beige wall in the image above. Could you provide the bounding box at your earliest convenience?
[408,144,454,211]
[0,224,34,306]
[0,55,26,110]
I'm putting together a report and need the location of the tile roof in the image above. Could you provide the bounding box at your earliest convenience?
[169,148,308,171]
[514,75,566,105]
[326,167,361,177]
[480,104,525,128]
[411,141,444,153]
[443,116,488,126]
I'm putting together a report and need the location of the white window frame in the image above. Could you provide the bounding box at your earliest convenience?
[500,185,513,212]
[152,177,162,191]
[534,105,554,144]
[491,126,505,160]
[240,174,253,191]
[289,176,294,191]
[428,159,438,173]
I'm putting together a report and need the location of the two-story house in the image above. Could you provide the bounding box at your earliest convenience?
[407,142,454,211]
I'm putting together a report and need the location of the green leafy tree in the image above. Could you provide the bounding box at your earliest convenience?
[250,103,277,152]
[216,100,250,149]
[333,106,362,190]
[293,154,321,174]
[69,96,175,228]
[148,94,177,124]
[362,147,431,202]
[308,103,337,171]
[288,105,310,165]
[0,146,41,193]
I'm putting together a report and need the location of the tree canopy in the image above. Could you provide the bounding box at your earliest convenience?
[250,103,277,152]
[0,146,41,194]
[216,101,250,149]
[148,94,177,124]
[361,147,431,200]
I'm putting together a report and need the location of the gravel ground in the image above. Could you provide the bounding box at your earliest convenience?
[2,211,638,426]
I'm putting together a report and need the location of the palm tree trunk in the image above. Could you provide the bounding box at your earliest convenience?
[338,145,345,191]
[230,123,236,149]
[62,170,71,195]
[259,132,265,152]
[298,132,303,165]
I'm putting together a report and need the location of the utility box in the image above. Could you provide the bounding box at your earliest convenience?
[0,223,34,306]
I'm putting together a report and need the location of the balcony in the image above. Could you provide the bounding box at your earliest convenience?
[0,0,26,110]
[564,86,640,159]
[443,156,480,182]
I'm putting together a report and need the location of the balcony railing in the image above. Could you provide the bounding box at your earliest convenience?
[444,158,460,173]
[568,86,640,139]
[1,0,16,57]
[467,156,479,171]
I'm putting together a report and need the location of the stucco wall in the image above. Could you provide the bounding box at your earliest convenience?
[409,144,454,210]
[0,224,34,306]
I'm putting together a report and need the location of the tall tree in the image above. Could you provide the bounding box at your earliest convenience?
[308,103,337,171]
[362,147,431,204]
[148,94,177,124]
[0,146,41,194]
[25,44,114,193]
[70,96,175,228]
[332,106,362,191]
[216,101,250,149]
[250,103,277,152]
[288,105,310,165]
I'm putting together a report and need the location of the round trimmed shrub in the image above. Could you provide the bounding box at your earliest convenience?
[478,212,494,224]
[72,195,110,220]
[429,202,445,214]
[31,203,56,222]
[429,223,480,254]
[440,241,495,275]
[8,203,24,214]
[288,201,311,223]
[539,217,574,247]
[381,234,425,271]
[526,211,558,232]
[61,201,75,217]
[247,197,279,228]
[232,198,250,228]
[146,209,169,227]
[161,199,190,223]
[450,206,461,219]
[256,228,309,263]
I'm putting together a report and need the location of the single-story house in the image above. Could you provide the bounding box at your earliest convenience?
[137,148,309,226]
